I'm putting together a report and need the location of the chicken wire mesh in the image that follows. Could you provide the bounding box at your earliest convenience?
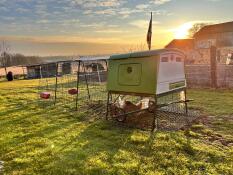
[77,60,108,113]
[107,90,200,131]
[38,63,57,107]
[37,60,108,112]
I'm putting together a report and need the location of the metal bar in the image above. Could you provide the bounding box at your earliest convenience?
[54,63,59,105]
[75,61,81,111]
[106,92,110,120]
[156,99,193,109]
[22,66,25,79]
[114,108,149,118]
[184,89,188,115]
[152,95,157,132]
[96,61,101,83]
[82,61,91,100]
[39,65,42,79]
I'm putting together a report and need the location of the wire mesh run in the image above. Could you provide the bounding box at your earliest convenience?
[38,63,57,107]
[37,60,108,112]
[107,90,200,131]
[77,60,108,112]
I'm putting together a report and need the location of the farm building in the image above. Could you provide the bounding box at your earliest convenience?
[165,39,196,64]
[26,55,110,79]
[165,39,194,51]
[26,63,58,79]
[166,21,233,64]
[193,21,233,48]
[26,58,75,79]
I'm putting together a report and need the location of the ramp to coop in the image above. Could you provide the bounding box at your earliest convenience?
[107,91,200,131]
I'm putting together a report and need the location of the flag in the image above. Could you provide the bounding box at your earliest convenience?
[147,12,152,50]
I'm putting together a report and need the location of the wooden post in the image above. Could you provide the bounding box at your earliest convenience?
[210,46,217,88]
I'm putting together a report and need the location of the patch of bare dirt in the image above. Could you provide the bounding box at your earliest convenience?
[188,115,233,147]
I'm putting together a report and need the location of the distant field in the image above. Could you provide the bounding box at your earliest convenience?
[0,67,26,76]
[0,79,232,175]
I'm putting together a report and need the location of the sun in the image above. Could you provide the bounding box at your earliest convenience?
[174,22,194,39]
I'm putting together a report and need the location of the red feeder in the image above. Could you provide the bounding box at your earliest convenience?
[68,88,78,95]
[40,92,51,99]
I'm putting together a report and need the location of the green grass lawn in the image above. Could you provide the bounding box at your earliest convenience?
[0,79,232,175]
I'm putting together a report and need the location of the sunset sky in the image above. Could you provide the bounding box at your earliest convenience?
[0,0,233,56]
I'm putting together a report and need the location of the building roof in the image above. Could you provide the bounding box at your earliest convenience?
[26,55,110,67]
[110,48,184,60]
[79,55,110,61]
[165,39,194,50]
[194,21,233,38]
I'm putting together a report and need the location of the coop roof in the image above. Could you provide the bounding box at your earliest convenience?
[110,48,184,60]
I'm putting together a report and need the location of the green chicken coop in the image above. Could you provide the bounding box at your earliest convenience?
[107,48,186,96]
[106,48,188,131]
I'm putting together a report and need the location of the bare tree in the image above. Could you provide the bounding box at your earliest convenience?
[122,43,146,53]
[0,41,11,76]
[188,23,210,38]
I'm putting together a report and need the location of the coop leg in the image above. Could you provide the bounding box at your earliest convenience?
[106,92,110,120]
[184,89,190,126]
[184,89,188,115]
[152,97,158,132]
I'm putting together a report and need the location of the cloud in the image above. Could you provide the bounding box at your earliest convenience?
[95,29,126,33]
[0,6,8,12]
[37,19,50,24]
[71,0,126,8]
[150,0,171,5]
[95,9,116,15]
[16,7,30,13]
[206,0,222,1]
[136,4,149,10]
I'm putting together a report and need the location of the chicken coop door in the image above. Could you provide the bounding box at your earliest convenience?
[118,63,142,86]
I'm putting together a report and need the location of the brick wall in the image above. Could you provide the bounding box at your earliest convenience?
[185,64,233,88]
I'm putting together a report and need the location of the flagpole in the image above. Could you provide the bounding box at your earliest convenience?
[147,12,152,50]
[150,12,152,50]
